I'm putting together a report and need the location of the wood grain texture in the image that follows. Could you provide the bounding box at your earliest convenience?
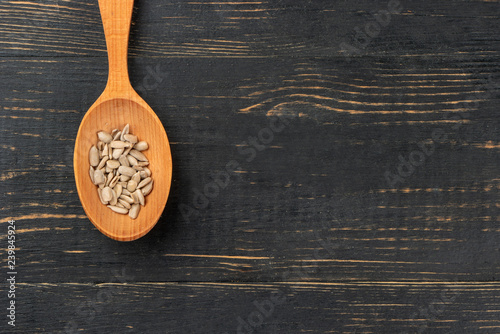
[0,0,499,332]
[11,282,500,333]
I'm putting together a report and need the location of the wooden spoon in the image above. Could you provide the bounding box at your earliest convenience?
[74,0,172,241]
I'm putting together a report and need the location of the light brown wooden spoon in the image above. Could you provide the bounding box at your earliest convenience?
[74,0,172,241]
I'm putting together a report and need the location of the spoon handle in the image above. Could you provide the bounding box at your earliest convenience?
[98,0,134,93]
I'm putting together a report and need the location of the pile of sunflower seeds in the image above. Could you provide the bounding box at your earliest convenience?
[88,124,153,219]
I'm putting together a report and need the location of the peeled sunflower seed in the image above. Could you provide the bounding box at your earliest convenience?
[119,155,130,167]
[118,166,136,177]
[129,203,140,219]
[105,172,113,186]
[112,148,124,160]
[129,149,148,162]
[123,134,138,143]
[97,156,109,170]
[89,166,95,183]
[94,169,105,185]
[127,155,138,166]
[109,175,120,188]
[134,141,148,151]
[119,194,135,204]
[137,177,152,189]
[89,146,99,166]
[98,131,113,143]
[120,124,129,141]
[134,189,145,206]
[113,184,123,198]
[123,146,133,156]
[107,205,128,214]
[141,180,153,196]
[110,141,131,149]
[113,130,121,141]
[97,188,108,205]
[106,160,120,169]
[109,188,118,206]
[132,172,141,184]
[127,180,138,192]
[101,186,113,202]
[97,141,104,152]
[118,198,131,209]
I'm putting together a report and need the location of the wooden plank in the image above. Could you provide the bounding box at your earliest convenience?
[6,281,500,333]
[0,0,498,58]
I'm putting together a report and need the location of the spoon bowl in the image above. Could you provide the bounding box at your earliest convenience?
[74,0,172,241]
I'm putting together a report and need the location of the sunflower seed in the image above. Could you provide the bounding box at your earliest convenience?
[123,146,133,156]
[127,180,137,192]
[119,155,130,167]
[123,134,138,143]
[106,160,120,169]
[109,188,118,205]
[143,167,151,177]
[107,205,128,214]
[98,131,113,143]
[132,172,141,184]
[102,186,113,202]
[89,146,99,167]
[129,203,140,219]
[120,124,129,141]
[102,143,108,158]
[118,166,135,177]
[134,141,148,151]
[110,141,130,149]
[106,172,113,186]
[129,149,148,162]
[97,188,108,205]
[94,169,105,185]
[119,194,135,204]
[112,148,124,160]
[137,177,152,189]
[97,156,109,170]
[127,155,138,166]
[118,199,131,209]
[121,188,131,196]
[131,191,139,203]
[113,130,121,141]
[120,175,131,182]
[139,170,148,179]
[141,179,153,196]
[113,184,123,197]
[109,175,120,188]
[89,166,95,184]
[134,189,145,206]
[97,141,104,152]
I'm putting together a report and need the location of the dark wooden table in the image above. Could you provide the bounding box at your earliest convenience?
[1,0,499,333]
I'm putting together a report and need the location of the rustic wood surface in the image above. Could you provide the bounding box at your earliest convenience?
[0,0,499,333]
